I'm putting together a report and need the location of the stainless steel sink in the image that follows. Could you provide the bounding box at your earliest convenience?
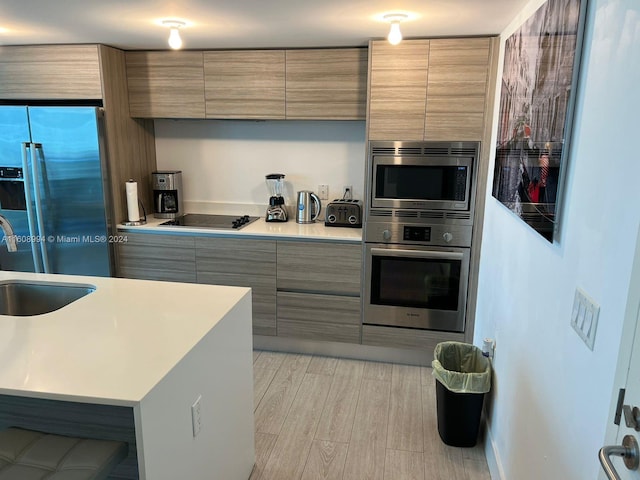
[0,280,96,316]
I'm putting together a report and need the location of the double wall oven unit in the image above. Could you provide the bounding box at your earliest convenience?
[363,141,480,333]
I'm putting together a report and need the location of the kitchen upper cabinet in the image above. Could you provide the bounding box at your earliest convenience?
[367,40,430,140]
[367,37,496,142]
[425,38,492,141]
[116,233,196,283]
[125,51,205,118]
[0,45,102,99]
[285,48,367,120]
[204,50,285,119]
[195,237,277,336]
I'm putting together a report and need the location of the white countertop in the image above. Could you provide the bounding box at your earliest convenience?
[0,271,250,406]
[118,217,362,242]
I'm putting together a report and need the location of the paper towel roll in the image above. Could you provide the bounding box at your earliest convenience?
[126,180,140,222]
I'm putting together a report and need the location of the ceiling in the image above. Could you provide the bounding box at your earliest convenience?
[0,0,529,51]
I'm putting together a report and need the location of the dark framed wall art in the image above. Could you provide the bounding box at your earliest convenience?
[492,0,588,242]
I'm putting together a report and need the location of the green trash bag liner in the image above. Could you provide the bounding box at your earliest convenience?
[432,341,491,394]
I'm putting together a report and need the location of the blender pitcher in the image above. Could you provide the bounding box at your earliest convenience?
[265,173,288,222]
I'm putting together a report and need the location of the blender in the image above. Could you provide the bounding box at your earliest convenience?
[265,173,288,222]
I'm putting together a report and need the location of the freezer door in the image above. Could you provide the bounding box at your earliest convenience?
[27,107,112,276]
[0,106,37,272]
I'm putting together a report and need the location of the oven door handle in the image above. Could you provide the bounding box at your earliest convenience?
[370,248,464,260]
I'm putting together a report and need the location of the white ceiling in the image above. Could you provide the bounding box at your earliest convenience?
[0,0,529,50]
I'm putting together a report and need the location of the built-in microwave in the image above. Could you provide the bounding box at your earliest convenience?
[368,141,479,214]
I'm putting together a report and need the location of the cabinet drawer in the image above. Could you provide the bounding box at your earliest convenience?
[116,233,196,283]
[277,292,361,343]
[277,291,360,325]
[195,237,276,275]
[277,241,362,295]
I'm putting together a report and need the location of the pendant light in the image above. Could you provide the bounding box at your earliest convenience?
[383,13,408,45]
[162,20,185,50]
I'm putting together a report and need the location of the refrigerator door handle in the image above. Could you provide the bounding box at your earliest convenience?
[29,143,51,274]
[21,142,44,273]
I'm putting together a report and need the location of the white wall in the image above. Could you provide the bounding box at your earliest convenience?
[154,119,366,215]
[475,0,640,479]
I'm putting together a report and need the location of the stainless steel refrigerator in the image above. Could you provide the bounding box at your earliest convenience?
[0,106,113,276]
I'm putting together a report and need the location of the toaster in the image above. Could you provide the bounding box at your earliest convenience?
[325,199,362,228]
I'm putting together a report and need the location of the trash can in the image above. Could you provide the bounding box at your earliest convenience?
[432,341,491,447]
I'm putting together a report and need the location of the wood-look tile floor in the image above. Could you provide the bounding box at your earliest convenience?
[250,350,491,480]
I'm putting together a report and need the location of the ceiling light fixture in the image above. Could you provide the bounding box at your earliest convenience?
[383,13,408,45]
[162,20,185,50]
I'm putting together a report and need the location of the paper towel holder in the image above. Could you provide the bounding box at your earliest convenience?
[123,179,147,226]
[122,199,147,226]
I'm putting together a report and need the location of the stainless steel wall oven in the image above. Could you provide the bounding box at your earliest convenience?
[363,141,480,333]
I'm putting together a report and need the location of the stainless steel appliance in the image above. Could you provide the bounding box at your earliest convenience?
[0,106,113,276]
[265,173,288,222]
[363,140,480,332]
[368,141,476,214]
[296,190,321,224]
[152,171,182,219]
[160,214,259,230]
[325,199,362,228]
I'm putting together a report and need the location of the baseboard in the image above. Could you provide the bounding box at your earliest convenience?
[484,422,506,480]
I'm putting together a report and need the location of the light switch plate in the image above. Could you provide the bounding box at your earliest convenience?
[571,287,600,350]
[318,184,329,200]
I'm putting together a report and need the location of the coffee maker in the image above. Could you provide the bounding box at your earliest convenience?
[265,173,287,222]
[152,171,183,219]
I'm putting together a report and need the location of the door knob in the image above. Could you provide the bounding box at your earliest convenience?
[599,435,639,479]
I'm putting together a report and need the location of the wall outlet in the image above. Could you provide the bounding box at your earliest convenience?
[191,395,202,437]
[318,184,329,200]
[570,287,600,350]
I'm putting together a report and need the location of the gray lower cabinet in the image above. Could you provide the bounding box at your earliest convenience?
[277,240,362,295]
[276,240,362,343]
[277,291,360,343]
[116,233,196,283]
[195,237,277,336]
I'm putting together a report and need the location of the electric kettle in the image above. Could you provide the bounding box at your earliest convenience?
[296,191,322,224]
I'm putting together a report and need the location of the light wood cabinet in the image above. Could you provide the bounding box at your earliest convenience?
[0,44,157,228]
[125,51,205,118]
[425,38,491,141]
[204,50,285,119]
[285,48,367,120]
[367,40,430,140]
[116,233,196,283]
[0,45,102,99]
[195,237,277,336]
[367,37,495,142]
[277,240,362,296]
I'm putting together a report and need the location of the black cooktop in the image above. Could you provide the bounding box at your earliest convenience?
[160,214,259,230]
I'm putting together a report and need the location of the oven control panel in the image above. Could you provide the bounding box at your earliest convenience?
[365,222,472,247]
[403,226,431,242]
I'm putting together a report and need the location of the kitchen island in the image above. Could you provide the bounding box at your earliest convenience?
[0,271,255,479]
